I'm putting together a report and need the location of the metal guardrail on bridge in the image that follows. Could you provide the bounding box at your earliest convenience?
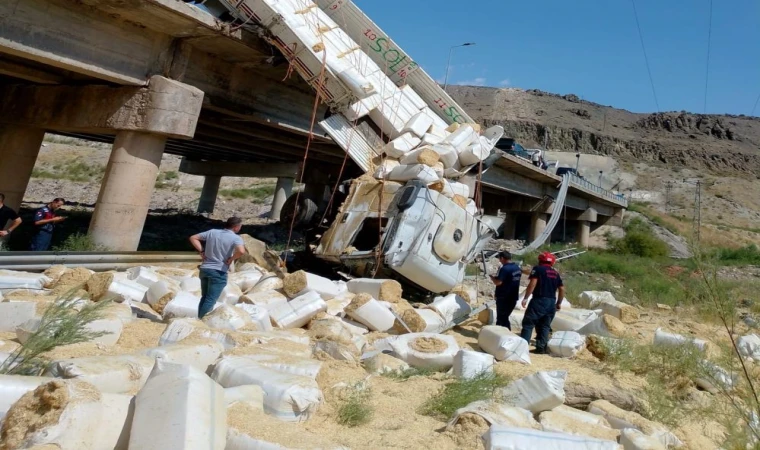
[0,251,200,272]
[568,174,628,206]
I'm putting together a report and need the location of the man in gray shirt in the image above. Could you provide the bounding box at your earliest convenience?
[189,217,246,318]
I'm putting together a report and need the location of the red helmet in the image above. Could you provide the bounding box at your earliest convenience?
[538,251,557,266]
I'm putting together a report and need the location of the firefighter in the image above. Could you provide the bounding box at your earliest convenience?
[519,251,565,354]
[489,251,522,330]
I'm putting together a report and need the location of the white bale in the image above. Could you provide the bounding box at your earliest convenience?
[696,360,738,392]
[105,301,134,324]
[447,401,539,431]
[389,333,460,370]
[414,308,447,333]
[249,276,284,294]
[373,159,401,180]
[85,316,124,345]
[548,331,586,358]
[337,66,376,99]
[362,352,410,375]
[346,278,402,301]
[0,301,37,332]
[127,266,160,288]
[501,371,567,413]
[269,290,327,329]
[129,361,225,450]
[539,406,620,442]
[458,141,489,166]
[387,164,440,183]
[347,297,396,332]
[45,354,155,394]
[142,341,224,373]
[211,358,322,422]
[399,85,427,111]
[465,198,478,215]
[158,318,207,346]
[482,425,619,450]
[383,132,421,158]
[0,375,52,420]
[219,282,244,305]
[586,400,682,448]
[478,325,531,364]
[146,280,177,308]
[421,133,444,146]
[453,349,494,379]
[577,315,625,338]
[231,270,264,292]
[444,124,478,151]
[653,328,708,352]
[180,277,201,293]
[509,309,524,332]
[284,271,339,300]
[325,292,355,317]
[203,304,253,331]
[93,392,135,450]
[738,334,760,359]
[560,308,599,322]
[576,291,616,309]
[240,289,289,310]
[0,269,50,290]
[235,304,273,331]
[224,385,265,410]
[619,428,667,450]
[225,353,322,380]
[344,93,383,121]
[577,291,638,323]
[402,111,434,138]
[341,317,369,335]
[429,293,471,324]
[431,143,460,169]
[225,429,287,450]
[162,291,203,320]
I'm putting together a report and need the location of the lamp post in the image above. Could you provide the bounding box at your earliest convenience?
[575,153,580,172]
[443,42,476,91]
[598,170,603,187]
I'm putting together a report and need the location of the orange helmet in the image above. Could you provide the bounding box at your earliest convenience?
[538,251,557,266]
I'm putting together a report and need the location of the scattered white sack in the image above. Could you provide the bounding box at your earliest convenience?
[0,269,51,290]
[218,282,244,305]
[146,280,178,309]
[548,331,586,358]
[482,425,620,450]
[478,325,531,364]
[127,266,159,288]
[92,392,135,450]
[444,124,478,151]
[0,380,103,450]
[45,354,155,395]
[249,275,284,294]
[384,133,421,158]
[283,271,339,300]
[429,293,471,324]
[235,304,273,331]
[158,318,207,346]
[362,352,410,375]
[0,301,37,332]
[211,358,322,422]
[230,270,264,292]
[405,308,447,333]
[269,290,327,329]
[653,328,708,353]
[619,428,668,450]
[162,291,203,320]
[738,334,760,359]
[696,360,738,392]
[0,375,52,420]
[577,291,639,324]
[587,400,683,448]
[577,315,627,338]
[501,371,567,413]
[224,385,265,410]
[224,353,322,380]
[346,278,403,301]
[453,349,494,379]
[539,406,620,442]
[203,304,253,331]
[387,164,439,183]
[458,140,489,166]
[346,295,396,332]
[431,143,460,169]
[402,111,434,137]
[447,401,539,431]
[325,292,355,317]
[180,277,201,293]
[389,333,460,370]
[239,289,289,310]
[129,361,225,450]
[142,341,224,373]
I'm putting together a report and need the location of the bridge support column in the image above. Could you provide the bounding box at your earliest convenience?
[89,131,166,250]
[501,214,516,240]
[270,177,294,221]
[0,125,45,211]
[198,175,221,214]
[530,213,548,243]
[578,220,591,248]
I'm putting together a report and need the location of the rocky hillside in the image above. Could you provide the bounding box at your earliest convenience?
[447,86,760,176]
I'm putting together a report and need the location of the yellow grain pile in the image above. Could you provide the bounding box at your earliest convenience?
[410,336,446,353]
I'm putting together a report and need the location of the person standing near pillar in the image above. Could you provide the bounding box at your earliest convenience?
[489,251,522,330]
[0,193,22,239]
[519,251,565,354]
[189,217,246,318]
[30,198,66,251]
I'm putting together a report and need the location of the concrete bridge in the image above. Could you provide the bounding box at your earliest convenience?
[0,0,626,250]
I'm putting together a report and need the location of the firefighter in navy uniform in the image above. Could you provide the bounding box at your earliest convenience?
[519,251,565,354]
[489,251,522,330]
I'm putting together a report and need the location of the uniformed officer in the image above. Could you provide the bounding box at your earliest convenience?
[520,251,565,354]
[489,251,522,330]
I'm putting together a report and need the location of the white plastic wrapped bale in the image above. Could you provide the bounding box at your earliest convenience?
[239,289,289,310]
[308,318,366,355]
[202,304,253,331]
[127,266,160,288]
[431,143,460,169]
[218,282,244,305]
[453,349,494,379]
[373,158,401,179]
[158,318,207,346]
[429,179,470,199]
[695,360,738,392]
[180,277,201,293]
[429,293,472,324]
[230,270,264,292]
[577,315,627,338]
[0,269,51,290]
[387,164,440,183]
[501,371,567,414]
[235,304,273,331]
[586,400,683,448]
[325,292,355,317]
[146,280,178,310]
[142,341,224,373]
[482,425,620,450]
[162,291,203,320]
[458,140,490,166]
[342,317,369,335]
[577,291,639,324]
[249,275,284,294]
[211,357,322,422]
[224,385,265,411]
[548,331,586,358]
[383,133,421,158]
[345,294,396,332]
[87,272,149,304]
[269,290,327,329]
[282,270,339,300]
[389,333,460,370]
[0,301,37,332]
[402,111,434,138]
[444,124,478,152]
[478,326,531,364]
[539,406,620,442]
[653,328,708,353]
[362,352,410,375]
[576,291,616,309]
[45,354,155,395]
[738,334,760,359]
[619,428,668,450]
[221,353,322,380]
[346,278,403,302]
[398,307,446,333]
[84,316,124,346]
[129,361,225,450]
[0,379,103,450]
[0,375,52,421]
[92,392,135,450]
[344,93,383,121]
[447,401,539,431]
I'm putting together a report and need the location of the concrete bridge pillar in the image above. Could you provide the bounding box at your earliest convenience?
[0,125,45,212]
[578,220,591,248]
[198,175,222,214]
[270,177,294,221]
[530,213,548,243]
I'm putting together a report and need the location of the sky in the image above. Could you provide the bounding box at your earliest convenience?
[353,0,760,115]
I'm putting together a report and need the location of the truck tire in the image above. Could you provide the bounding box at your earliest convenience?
[280,194,318,228]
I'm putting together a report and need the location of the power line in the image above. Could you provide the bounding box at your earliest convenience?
[630,0,660,112]
[752,92,760,117]
[703,0,713,113]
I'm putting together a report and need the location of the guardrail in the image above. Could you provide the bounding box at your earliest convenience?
[568,174,628,206]
[0,251,200,272]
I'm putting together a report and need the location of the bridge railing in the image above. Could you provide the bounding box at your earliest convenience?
[568,174,628,206]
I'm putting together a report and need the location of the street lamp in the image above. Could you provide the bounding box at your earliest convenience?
[443,42,476,91]
[575,153,580,172]
[598,170,603,187]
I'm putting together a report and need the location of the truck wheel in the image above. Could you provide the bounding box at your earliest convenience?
[280,194,318,227]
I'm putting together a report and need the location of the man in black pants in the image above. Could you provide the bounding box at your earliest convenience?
[520,251,565,354]
[490,251,522,330]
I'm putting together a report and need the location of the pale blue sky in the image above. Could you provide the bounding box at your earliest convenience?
[354,0,760,115]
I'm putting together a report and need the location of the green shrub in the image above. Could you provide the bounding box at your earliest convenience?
[335,383,373,427]
[420,372,511,420]
[52,233,108,252]
[219,185,275,202]
[32,160,104,183]
[609,218,669,258]
[711,244,760,266]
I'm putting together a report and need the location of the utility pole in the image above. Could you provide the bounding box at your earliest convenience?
[665,181,672,213]
[693,180,702,243]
